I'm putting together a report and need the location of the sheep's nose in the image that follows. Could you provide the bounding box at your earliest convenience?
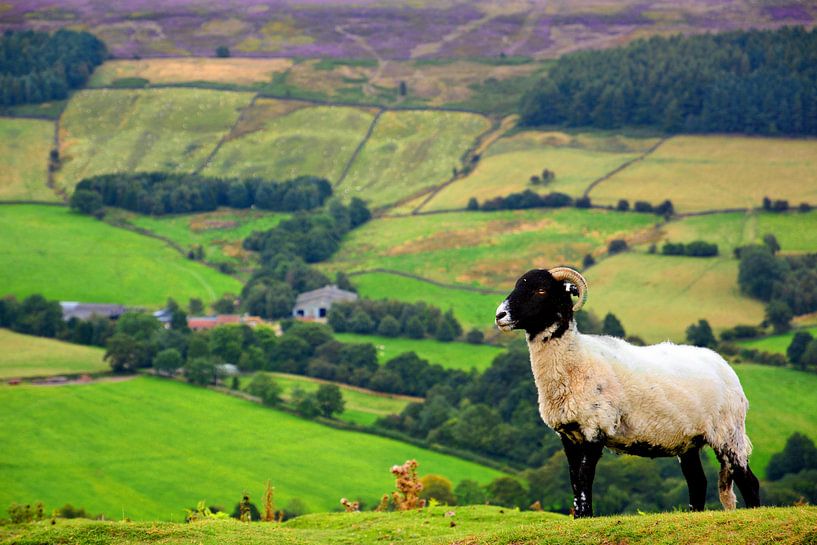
[496,311,507,320]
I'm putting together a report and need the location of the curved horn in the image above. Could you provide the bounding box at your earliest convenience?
[548,267,588,312]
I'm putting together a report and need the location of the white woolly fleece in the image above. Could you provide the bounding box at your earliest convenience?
[527,322,752,467]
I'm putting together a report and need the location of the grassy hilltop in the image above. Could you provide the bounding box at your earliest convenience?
[3,505,816,545]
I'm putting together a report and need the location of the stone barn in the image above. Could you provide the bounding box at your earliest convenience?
[292,285,357,321]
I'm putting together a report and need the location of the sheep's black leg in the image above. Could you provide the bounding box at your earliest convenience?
[560,434,603,518]
[732,464,761,508]
[679,448,707,511]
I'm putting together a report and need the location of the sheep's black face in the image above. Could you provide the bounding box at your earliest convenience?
[496,269,575,340]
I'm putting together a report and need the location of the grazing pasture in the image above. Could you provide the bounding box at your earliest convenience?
[203,100,375,182]
[737,327,817,355]
[56,88,254,190]
[584,253,765,342]
[423,130,656,211]
[119,208,289,267]
[589,136,817,213]
[243,372,413,427]
[3,506,815,545]
[0,118,55,201]
[657,210,817,255]
[340,110,491,208]
[327,208,657,289]
[0,377,504,519]
[0,329,106,379]
[349,272,501,331]
[0,205,241,307]
[88,58,294,86]
[333,333,504,372]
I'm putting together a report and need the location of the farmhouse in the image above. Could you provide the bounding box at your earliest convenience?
[60,302,127,321]
[293,285,357,321]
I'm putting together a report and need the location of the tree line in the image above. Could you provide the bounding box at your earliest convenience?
[0,29,107,106]
[71,173,334,216]
[328,299,465,342]
[467,190,675,217]
[520,26,817,135]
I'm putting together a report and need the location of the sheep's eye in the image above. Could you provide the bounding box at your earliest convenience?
[535,289,547,296]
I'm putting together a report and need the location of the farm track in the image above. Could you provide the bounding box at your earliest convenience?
[349,267,505,296]
[194,94,259,174]
[335,109,384,187]
[583,137,668,198]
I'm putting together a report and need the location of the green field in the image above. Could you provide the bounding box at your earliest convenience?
[590,135,817,213]
[4,506,816,545]
[0,329,107,379]
[118,208,289,267]
[583,253,765,343]
[334,333,504,372]
[245,372,412,427]
[424,130,657,211]
[57,88,254,189]
[659,210,817,255]
[0,117,55,201]
[737,327,817,355]
[734,364,817,475]
[202,100,376,182]
[349,272,502,331]
[0,377,504,519]
[0,205,241,306]
[340,110,491,208]
[327,208,657,289]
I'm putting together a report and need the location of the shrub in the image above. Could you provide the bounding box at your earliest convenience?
[246,373,282,406]
[607,239,628,254]
[634,201,653,213]
[153,348,183,376]
[419,475,456,505]
[720,325,761,341]
[70,189,103,215]
[686,320,717,348]
[582,254,595,268]
[315,383,345,418]
[575,196,592,208]
[767,433,817,481]
[486,477,527,508]
[602,313,625,338]
[465,328,484,344]
[466,197,479,211]
[377,315,401,337]
[8,502,44,523]
[616,199,630,212]
[455,479,487,505]
[787,331,814,367]
[185,357,218,386]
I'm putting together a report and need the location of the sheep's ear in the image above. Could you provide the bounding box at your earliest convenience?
[564,282,579,297]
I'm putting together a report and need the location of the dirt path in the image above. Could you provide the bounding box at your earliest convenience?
[26,375,137,387]
[335,25,385,97]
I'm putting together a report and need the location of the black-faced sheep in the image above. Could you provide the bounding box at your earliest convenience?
[495,267,760,518]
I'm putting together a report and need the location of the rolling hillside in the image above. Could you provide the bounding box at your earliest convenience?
[0,118,55,202]
[0,377,504,520]
[0,329,106,379]
[0,205,241,306]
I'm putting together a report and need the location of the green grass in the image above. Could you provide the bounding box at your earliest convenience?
[733,364,817,475]
[341,110,491,208]
[583,253,765,343]
[0,329,107,379]
[334,333,504,372]
[0,205,241,306]
[3,506,816,545]
[0,99,67,119]
[349,272,503,331]
[0,377,504,519]
[658,210,817,255]
[326,208,657,290]
[589,135,817,213]
[424,130,657,211]
[0,117,56,201]
[57,88,254,190]
[736,327,817,355]
[117,208,289,266]
[243,372,412,426]
[202,100,376,183]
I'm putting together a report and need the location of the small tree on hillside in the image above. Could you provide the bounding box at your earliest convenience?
[185,357,218,386]
[247,373,282,406]
[801,340,817,371]
[70,189,103,215]
[686,319,716,348]
[767,432,817,481]
[766,300,793,333]
[419,474,456,505]
[315,383,345,418]
[377,315,401,337]
[153,348,182,377]
[788,331,815,368]
[215,45,231,58]
[602,313,625,338]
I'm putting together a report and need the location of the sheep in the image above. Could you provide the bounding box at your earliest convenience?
[495,267,760,518]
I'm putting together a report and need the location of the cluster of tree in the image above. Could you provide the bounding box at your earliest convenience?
[0,30,107,106]
[245,373,345,419]
[71,173,333,216]
[738,244,817,331]
[662,240,719,257]
[468,190,579,212]
[520,27,817,135]
[762,197,813,213]
[763,433,817,506]
[327,299,463,342]
[529,169,555,186]
[0,294,115,347]
[617,199,675,216]
[786,330,817,372]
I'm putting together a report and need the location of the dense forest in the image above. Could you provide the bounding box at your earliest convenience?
[72,173,334,216]
[520,27,817,135]
[0,30,107,106]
